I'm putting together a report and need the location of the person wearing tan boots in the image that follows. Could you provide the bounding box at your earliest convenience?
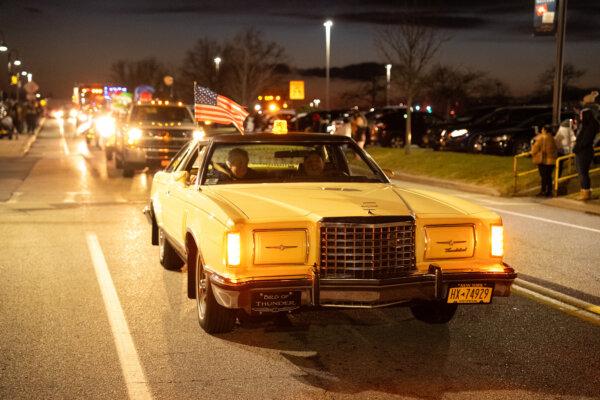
[574,91,599,201]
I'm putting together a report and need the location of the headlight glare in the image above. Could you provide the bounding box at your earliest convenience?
[491,225,504,257]
[127,127,143,145]
[450,129,468,138]
[192,128,205,140]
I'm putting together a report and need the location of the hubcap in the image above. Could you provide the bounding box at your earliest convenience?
[158,230,165,260]
[196,257,207,320]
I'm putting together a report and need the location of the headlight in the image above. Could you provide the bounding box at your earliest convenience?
[450,129,468,138]
[491,225,504,257]
[96,116,116,138]
[192,128,205,140]
[53,110,64,119]
[127,127,143,145]
[226,232,241,266]
[494,134,509,142]
[69,109,78,118]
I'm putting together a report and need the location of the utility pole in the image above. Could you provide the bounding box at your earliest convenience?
[552,0,567,127]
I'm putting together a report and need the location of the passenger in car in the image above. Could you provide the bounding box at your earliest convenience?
[301,151,326,177]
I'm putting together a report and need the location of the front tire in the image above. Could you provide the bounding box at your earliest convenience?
[122,163,134,178]
[158,228,184,271]
[196,254,236,334]
[410,300,458,324]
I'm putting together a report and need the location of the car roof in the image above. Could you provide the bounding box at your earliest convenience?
[205,133,353,143]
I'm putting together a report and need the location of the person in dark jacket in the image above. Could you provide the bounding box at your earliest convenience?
[574,91,599,201]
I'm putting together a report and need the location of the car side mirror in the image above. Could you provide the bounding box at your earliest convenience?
[172,170,189,184]
[382,168,395,178]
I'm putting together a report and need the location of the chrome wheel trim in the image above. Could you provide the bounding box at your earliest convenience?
[158,229,165,261]
[196,256,207,321]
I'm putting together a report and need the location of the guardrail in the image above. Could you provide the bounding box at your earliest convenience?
[513,146,600,195]
[512,152,538,194]
[554,147,600,193]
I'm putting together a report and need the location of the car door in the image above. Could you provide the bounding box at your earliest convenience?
[166,143,208,248]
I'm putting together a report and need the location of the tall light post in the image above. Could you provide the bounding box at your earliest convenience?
[385,64,392,106]
[214,57,221,74]
[323,20,333,110]
[0,30,7,52]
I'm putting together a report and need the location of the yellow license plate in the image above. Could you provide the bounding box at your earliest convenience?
[447,284,493,304]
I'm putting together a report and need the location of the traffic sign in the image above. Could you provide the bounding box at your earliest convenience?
[289,81,305,100]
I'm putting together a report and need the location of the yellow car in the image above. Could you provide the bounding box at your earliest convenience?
[144,133,516,334]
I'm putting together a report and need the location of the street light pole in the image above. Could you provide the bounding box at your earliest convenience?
[323,20,332,110]
[385,64,392,106]
[552,0,567,128]
[214,57,221,74]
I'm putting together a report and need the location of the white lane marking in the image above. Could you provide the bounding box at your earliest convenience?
[86,233,153,400]
[61,137,70,155]
[488,207,600,234]
[7,191,23,204]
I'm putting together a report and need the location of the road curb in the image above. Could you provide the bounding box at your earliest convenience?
[541,197,600,216]
[21,117,45,157]
[390,171,502,197]
[514,278,600,315]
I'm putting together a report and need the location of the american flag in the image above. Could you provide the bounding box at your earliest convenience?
[194,84,248,133]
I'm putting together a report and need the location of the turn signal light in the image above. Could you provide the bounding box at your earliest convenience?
[227,233,241,266]
[491,225,504,257]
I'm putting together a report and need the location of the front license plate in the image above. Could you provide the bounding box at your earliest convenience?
[447,283,494,304]
[251,291,301,313]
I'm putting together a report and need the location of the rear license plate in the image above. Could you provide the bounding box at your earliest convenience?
[251,291,301,312]
[447,283,494,304]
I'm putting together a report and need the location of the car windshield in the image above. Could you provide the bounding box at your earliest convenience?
[202,142,386,185]
[131,106,193,123]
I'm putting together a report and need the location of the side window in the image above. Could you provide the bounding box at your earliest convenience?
[165,142,192,172]
[183,145,206,186]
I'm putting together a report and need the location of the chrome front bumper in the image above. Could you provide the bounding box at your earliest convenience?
[208,264,517,314]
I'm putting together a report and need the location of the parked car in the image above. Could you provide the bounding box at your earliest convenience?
[440,105,552,153]
[144,132,516,334]
[114,100,203,177]
[370,109,443,147]
[424,106,499,151]
[480,111,578,156]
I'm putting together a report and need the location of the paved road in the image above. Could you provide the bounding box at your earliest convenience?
[1,120,599,399]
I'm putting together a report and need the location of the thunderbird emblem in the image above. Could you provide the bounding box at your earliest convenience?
[437,239,467,253]
[266,244,298,251]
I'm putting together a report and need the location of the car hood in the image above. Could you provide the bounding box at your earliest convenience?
[204,183,488,221]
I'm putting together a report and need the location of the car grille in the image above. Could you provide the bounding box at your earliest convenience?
[319,217,416,279]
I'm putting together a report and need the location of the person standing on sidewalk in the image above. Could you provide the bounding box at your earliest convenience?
[25,100,38,134]
[531,124,558,197]
[573,91,599,201]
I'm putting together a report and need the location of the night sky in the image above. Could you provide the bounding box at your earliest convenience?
[1,0,599,99]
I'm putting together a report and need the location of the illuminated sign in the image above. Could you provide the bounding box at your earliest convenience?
[289,80,305,100]
[533,0,557,35]
[272,119,288,134]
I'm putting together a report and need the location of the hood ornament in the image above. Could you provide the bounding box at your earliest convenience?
[361,201,378,215]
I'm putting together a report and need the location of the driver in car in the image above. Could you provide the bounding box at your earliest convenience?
[223,148,261,180]
[302,151,326,177]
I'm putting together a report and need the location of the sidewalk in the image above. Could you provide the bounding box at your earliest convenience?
[391,170,600,216]
[0,118,44,158]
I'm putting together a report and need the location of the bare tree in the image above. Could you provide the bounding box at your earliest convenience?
[110,58,167,91]
[376,23,447,153]
[225,28,287,106]
[179,38,230,98]
[536,63,586,95]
